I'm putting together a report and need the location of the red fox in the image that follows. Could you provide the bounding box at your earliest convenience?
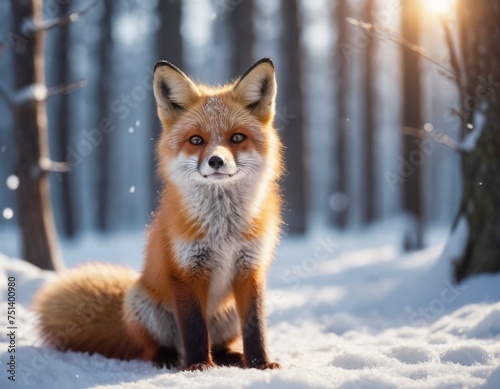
[35,58,283,371]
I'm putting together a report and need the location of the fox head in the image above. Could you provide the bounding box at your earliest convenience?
[153,58,283,189]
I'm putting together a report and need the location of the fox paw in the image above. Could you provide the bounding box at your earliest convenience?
[254,361,281,370]
[153,346,180,369]
[212,350,244,367]
[248,362,281,370]
[184,362,215,372]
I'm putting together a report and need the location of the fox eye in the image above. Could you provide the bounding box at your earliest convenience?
[189,135,204,145]
[231,133,246,144]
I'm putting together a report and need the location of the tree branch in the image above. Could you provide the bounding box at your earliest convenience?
[39,158,70,173]
[442,20,464,95]
[11,84,47,105]
[10,80,86,106]
[47,79,87,98]
[401,126,463,153]
[32,0,99,32]
[346,17,456,81]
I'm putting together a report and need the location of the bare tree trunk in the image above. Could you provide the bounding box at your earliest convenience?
[362,0,376,223]
[157,0,183,65]
[228,0,254,75]
[452,0,500,282]
[151,0,183,210]
[280,0,307,233]
[96,0,113,232]
[401,0,424,249]
[330,0,349,228]
[53,0,76,238]
[11,0,61,270]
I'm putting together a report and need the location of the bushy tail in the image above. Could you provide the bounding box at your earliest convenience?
[34,263,144,360]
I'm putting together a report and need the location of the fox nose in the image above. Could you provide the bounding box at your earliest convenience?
[208,156,224,170]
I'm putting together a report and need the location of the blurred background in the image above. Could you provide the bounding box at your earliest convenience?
[2,4,500,386]
[0,0,462,259]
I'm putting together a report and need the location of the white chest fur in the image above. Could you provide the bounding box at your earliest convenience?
[172,183,274,316]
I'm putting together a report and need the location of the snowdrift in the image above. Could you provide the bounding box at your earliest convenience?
[1,232,499,389]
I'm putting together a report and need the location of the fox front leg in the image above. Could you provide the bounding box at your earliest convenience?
[172,277,214,371]
[233,273,280,369]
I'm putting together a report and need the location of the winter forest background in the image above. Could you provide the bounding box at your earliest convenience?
[1,0,500,288]
[1,1,500,388]
[0,0,466,255]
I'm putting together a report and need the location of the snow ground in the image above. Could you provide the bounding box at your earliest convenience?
[1,226,500,389]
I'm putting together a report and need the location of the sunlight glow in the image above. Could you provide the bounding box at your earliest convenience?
[422,0,454,14]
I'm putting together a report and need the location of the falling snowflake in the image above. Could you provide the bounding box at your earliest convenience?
[129,186,136,194]
[3,208,13,219]
[6,175,19,190]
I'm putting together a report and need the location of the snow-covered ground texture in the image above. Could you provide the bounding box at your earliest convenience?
[1,225,500,389]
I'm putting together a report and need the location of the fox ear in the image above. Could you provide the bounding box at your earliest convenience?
[153,61,201,121]
[233,58,277,123]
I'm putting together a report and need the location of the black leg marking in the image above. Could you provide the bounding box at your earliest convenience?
[242,296,270,368]
[235,281,281,370]
[153,346,180,369]
[181,304,212,368]
[212,346,244,367]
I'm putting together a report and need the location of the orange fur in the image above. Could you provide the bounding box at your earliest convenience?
[34,264,144,360]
